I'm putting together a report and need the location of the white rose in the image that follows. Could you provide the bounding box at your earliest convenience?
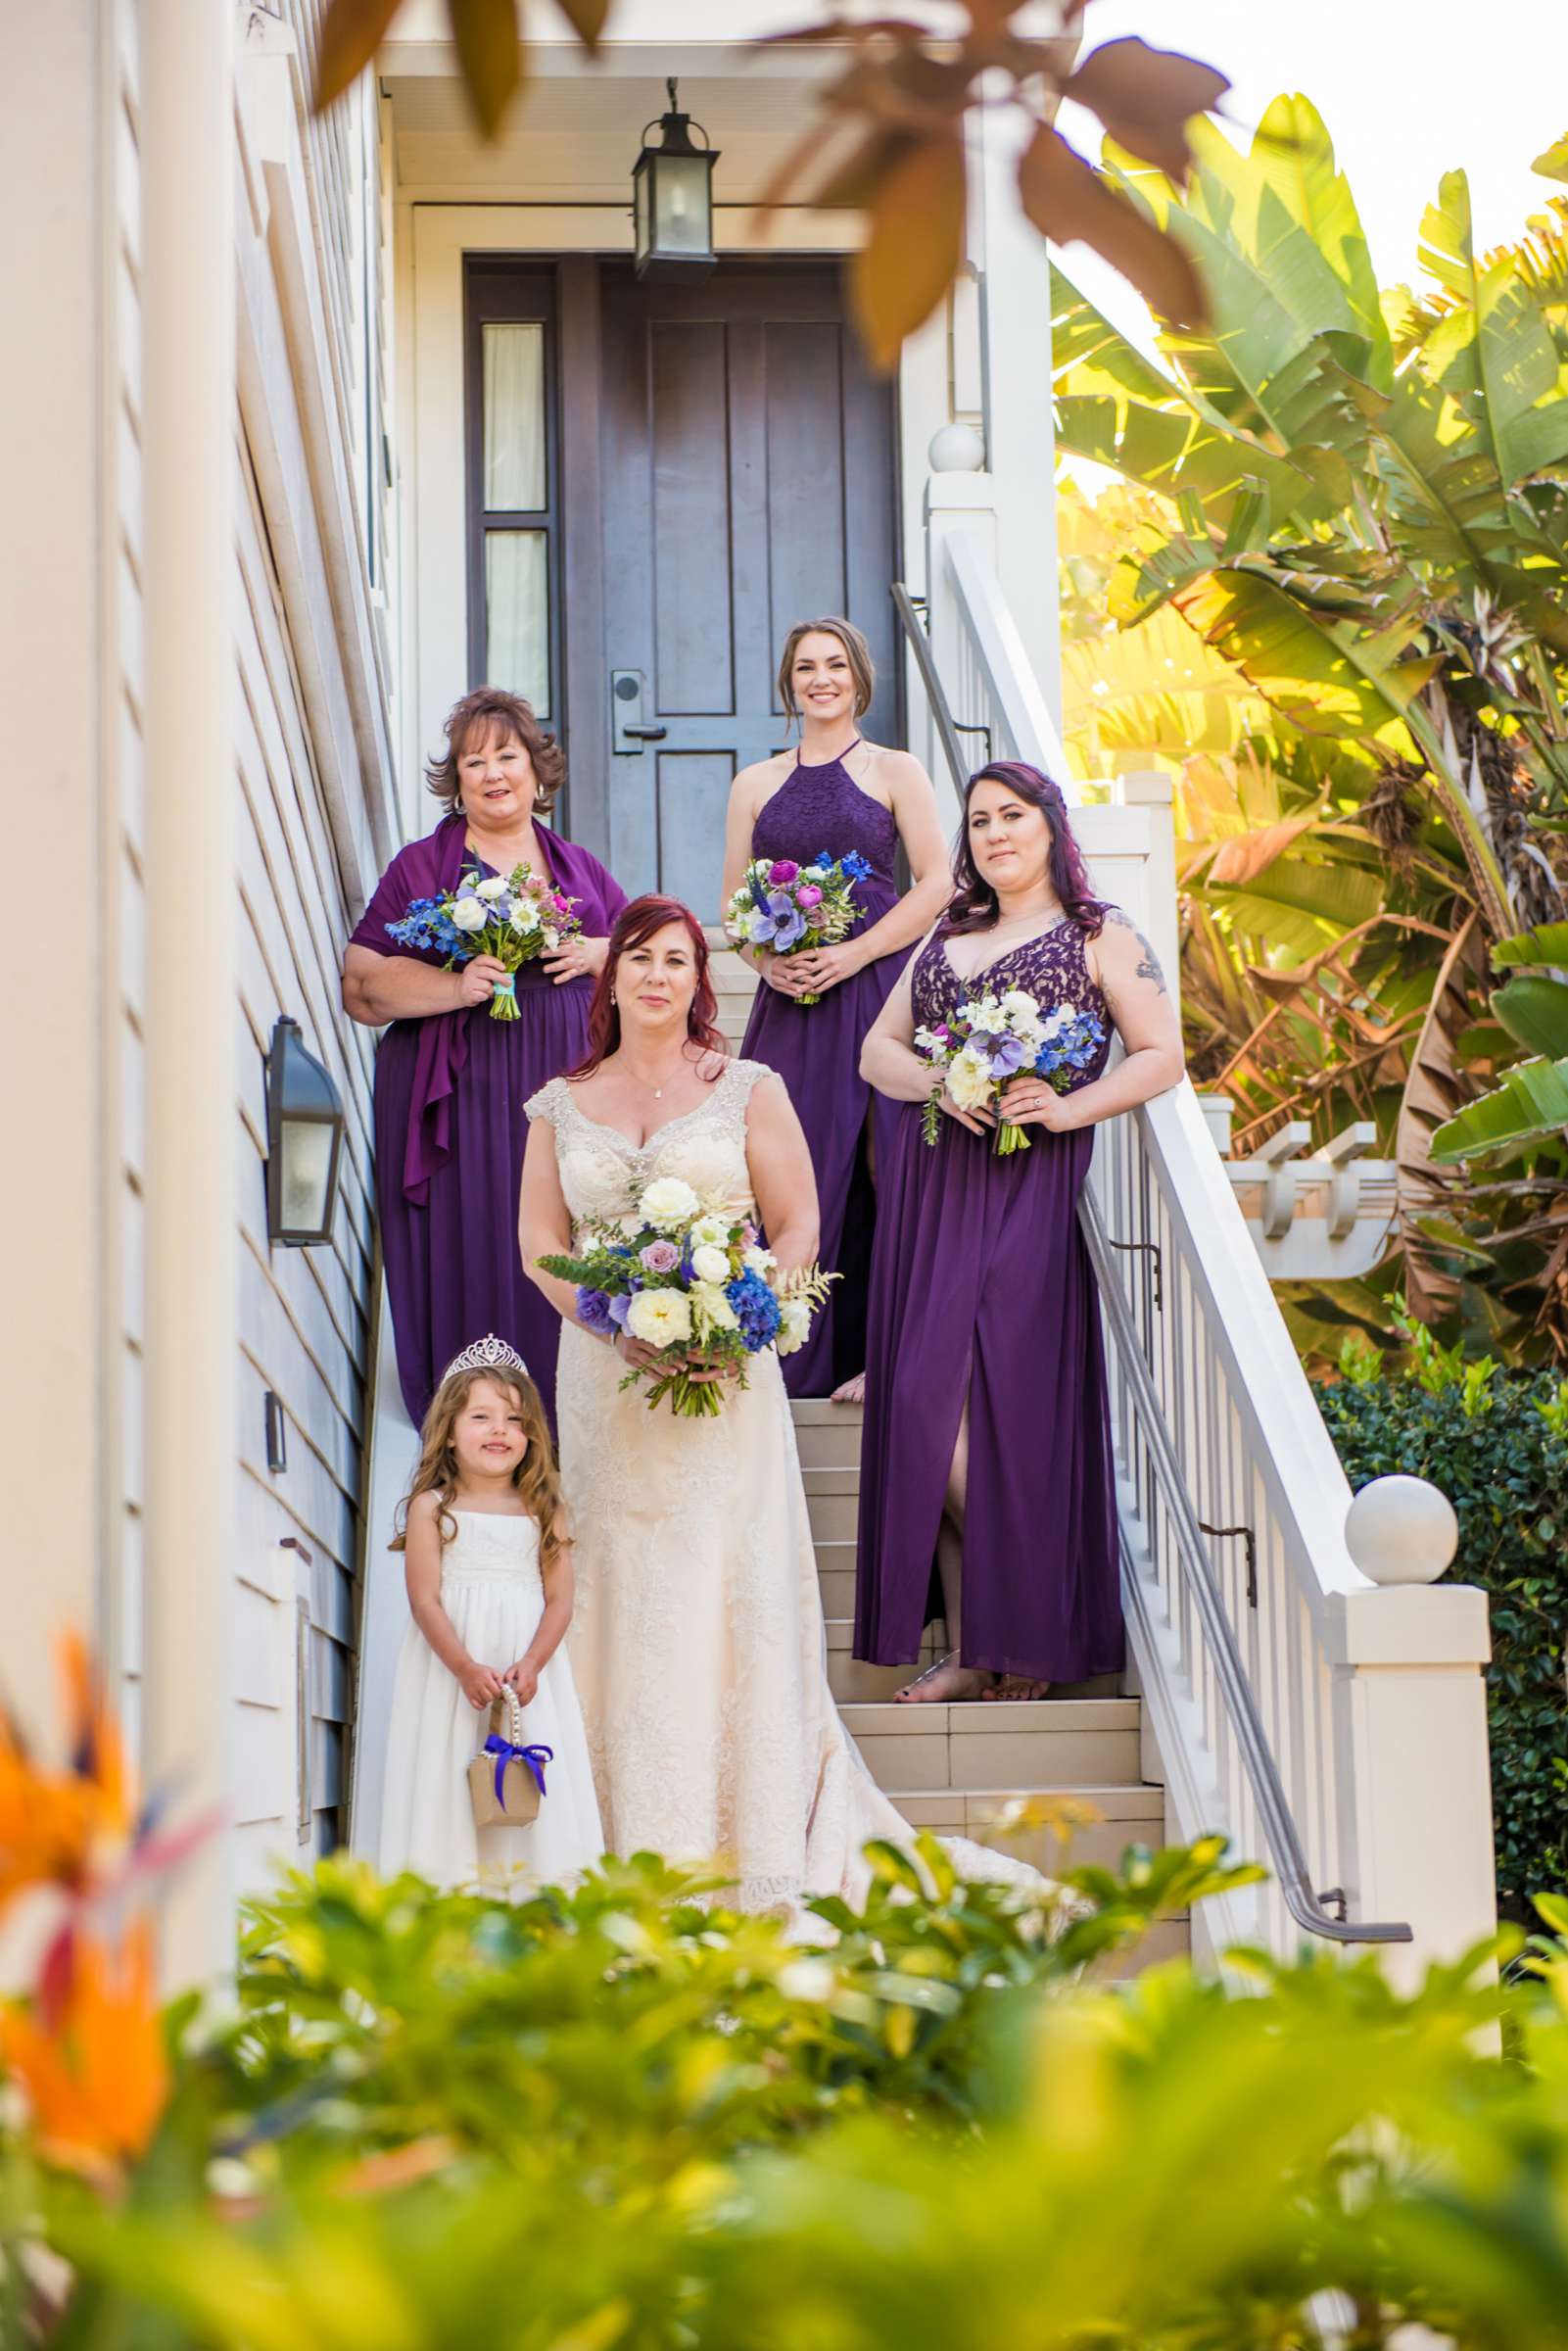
[627,1289,692,1347]
[1000,988,1039,1024]
[742,1245,776,1278]
[473,875,507,901]
[510,898,541,934]
[690,1279,737,1332]
[639,1176,700,1231]
[689,1214,733,1250]
[450,896,488,934]
[690,1243,731,1284]
[776,1295,812,1357]
[946,1049,995,1114]
[542,928,560,951]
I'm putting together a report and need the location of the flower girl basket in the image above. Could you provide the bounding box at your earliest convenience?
[467,1689,552,1830]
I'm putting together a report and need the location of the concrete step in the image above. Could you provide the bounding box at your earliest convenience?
[1110,1916,1190,1976]
[792,1415,865,1472]
[806,1487,859,1545]
[816,1542,857,1618]
[827,1617,938,1703]
[891,1782,1166,1874]
[843,1697,1143,1795]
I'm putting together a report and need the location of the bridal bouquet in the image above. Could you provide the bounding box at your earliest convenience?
[537,1176,833,1417]
[722,847,873,1005]
[386,863,582,1021]
[916,989,1106,1156]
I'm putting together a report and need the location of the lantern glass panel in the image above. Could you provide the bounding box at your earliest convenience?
[280,1118,335,1237]
[653,153,712,255]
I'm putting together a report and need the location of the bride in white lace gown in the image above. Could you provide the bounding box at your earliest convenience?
[520,896,1039,1914]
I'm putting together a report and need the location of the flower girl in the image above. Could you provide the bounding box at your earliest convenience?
[378,1336,603,1892]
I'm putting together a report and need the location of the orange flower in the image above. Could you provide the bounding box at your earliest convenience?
[0,1921,168,2175]
[0,1633,132,1916]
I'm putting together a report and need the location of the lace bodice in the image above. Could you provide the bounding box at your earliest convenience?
[526,1059,770,1238]
[751,751,899,892]
[913,914,1115,1089]
[440,1509,543,1592]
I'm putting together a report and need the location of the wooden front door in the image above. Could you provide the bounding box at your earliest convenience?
[464,257,900,916]
[594,264,899,916]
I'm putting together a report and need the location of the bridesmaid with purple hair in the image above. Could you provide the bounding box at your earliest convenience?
[343,688,628,1434]
[722,619,950,1400]
[855,763,1184,1702]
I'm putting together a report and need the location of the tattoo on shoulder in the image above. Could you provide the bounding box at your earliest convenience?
[1104,909,1167,996]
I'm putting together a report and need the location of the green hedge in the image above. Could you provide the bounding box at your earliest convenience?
[1317,1352,1568,1918]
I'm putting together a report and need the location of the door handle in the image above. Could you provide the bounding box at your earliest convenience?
[622,724,668,741]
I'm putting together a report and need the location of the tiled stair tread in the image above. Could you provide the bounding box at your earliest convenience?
[803,1464,862,1495]
[791,1397,864,1427]
[842,1698,1139,1737]
[887,1786,1164,1824]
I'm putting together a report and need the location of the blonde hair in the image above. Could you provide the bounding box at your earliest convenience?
[393,1366,564,1572]
[776,617,876,729]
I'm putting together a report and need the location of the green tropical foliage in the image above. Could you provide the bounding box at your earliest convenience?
[12,1852,1568,2348]
[1056,98,1568,1356]
[1320,1356,1568,1914]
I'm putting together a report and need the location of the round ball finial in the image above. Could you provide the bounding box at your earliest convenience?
[928,421,985,474]
[1345,1475,1458,1587]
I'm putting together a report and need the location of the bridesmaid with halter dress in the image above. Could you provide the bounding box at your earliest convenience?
[721,618,950,1399]
[855,763,1184,1703]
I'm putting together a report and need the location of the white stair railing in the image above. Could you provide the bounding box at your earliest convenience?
[907,526,1497,1982]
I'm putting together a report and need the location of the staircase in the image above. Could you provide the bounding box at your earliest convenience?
[794,1396,1188,1969]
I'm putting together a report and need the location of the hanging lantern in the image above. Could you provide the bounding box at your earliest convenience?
[632,77,720,281]
[264,1016,345,1248]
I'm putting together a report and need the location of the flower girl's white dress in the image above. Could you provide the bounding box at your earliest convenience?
[378,1510,604,1893]
[526,1060,1041,1915]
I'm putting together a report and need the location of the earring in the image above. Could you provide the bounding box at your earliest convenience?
[609,988,617,1005]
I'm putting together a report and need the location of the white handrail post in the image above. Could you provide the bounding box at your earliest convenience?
[1329,1482,1497,1988]
[142,0,237,1991]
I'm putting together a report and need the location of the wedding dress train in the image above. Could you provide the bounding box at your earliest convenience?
[526,1059,1042,1915]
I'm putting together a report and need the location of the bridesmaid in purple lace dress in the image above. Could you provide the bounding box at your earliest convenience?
[855,763,1184,1702]
[722,619,950,1399]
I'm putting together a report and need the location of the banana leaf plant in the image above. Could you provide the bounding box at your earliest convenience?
[1053,96,1568,946]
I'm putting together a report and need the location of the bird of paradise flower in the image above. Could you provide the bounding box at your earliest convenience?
[0,1635,210,2177]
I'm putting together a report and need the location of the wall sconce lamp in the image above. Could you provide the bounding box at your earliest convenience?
[264,1016,345,1248]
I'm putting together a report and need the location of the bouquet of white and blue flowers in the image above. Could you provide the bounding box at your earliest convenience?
[537,1176,833,1417]
[722,847,873,1005]
[387,863,583,1021]
[916,988,1105,1156]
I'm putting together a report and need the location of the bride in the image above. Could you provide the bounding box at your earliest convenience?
[520,893,1039,1912]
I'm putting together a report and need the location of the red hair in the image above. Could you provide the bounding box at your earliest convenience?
[570,895,725,1079]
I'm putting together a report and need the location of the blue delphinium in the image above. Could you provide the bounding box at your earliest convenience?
[726,1268,782,1352]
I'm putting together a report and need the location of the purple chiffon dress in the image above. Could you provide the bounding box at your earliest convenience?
[740,750,912,1395]
[350,813,627,1434]
[854,918,1123,1685]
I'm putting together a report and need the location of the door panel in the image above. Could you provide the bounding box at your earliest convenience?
[597,264,899,915]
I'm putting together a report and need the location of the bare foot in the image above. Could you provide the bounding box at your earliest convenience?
[832,1371,866,1406]
[982,1675,1053,1703]
[894,1652,995,1703]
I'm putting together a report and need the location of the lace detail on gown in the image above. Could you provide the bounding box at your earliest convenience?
[530,1062,1049,1917]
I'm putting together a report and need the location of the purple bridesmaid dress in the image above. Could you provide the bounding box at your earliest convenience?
[854,919,1123,1684]
[349,813,627,1434]
[739,749,912,1395]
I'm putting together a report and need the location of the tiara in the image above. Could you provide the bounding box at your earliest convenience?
[443,1333,529,1381]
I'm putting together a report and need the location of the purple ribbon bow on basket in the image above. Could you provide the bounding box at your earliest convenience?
[482,1734,553,1810]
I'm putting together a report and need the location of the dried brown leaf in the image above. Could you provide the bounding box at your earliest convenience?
[549,0,610,47]
[312,0,404,113]
[1063,36,1229,183]
[1207,813,1318,888]
[851,132,967,371]
[1395,910,1490,1321]
[815,128,914,212]
[449,0,524,139]
[1017,122,1206,324]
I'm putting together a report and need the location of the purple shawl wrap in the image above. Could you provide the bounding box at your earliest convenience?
[349,813,627,1206]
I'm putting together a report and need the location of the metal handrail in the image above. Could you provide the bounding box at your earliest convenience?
[891,582,970,796]
[1080,1189,1413,1946]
